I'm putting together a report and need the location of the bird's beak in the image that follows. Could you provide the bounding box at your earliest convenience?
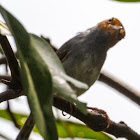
[110,25,123,30]
[110,24,125,40]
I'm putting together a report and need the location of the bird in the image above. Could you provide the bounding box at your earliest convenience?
[56,17,125,96]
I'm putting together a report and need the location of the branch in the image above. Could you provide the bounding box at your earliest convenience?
[0,89,139,139]
[7,101,20,129]
[0,35,21,89]
[16,113,34,140]
[0,53,17,65]
[0,89,22,103]
[0,56,7,65]
[98,72,140,106]
[41,35,57,52]
[53,95,140,140]
[0,74,11,81]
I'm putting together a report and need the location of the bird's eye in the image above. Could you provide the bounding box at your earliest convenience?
[108,18,113,24]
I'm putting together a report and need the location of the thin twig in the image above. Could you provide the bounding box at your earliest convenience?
[0,56,7,65]
[0,74,11,81]
[41,35,57,52]
[7,101,20,129]
[0,34,21,89]
[0,89,22,103]
[98,72,140,106]
[0,52,17,65]
[16,113,34,140]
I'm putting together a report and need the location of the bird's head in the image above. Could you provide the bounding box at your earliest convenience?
[97,17,125,48]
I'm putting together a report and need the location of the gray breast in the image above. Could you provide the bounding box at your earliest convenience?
[63,50,106,96]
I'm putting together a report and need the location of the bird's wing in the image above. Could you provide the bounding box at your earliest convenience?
[56,34,82,63]
[56,43,72,63]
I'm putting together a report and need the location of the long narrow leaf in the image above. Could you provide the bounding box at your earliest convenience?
[30,34,87,113]
[0,5,57,140]
[0,110,113,140]
[0,5,88,114]
[113,0,140,2]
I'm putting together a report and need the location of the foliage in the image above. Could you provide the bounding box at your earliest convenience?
[0,5,114,140]
[0,110,113,140]
[113,0,140,2]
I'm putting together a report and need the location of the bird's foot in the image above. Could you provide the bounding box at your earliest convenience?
[87,107,110,128]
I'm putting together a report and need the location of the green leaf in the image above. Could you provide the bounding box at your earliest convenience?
[30,34,87,114]
[113,0,140,2]
[0,6,88,114]
[0,109,39,133]
[31,34,88,89]
[0,5,57,140]
[0,110,27,123]
[0,110,113,140]
[56,120,113,140]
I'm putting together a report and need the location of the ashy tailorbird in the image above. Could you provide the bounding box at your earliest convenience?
[57,17,125,96]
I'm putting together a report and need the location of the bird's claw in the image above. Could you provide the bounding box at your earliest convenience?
[87,107,110,128]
